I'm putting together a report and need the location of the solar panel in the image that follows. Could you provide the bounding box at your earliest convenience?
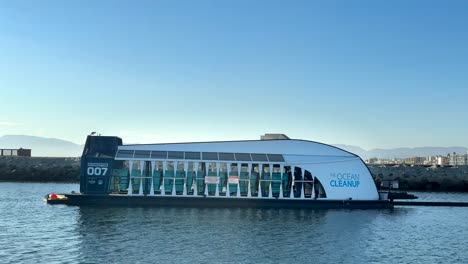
[151,151,167,159]
[218,152,235,161]
[184,151,201,160]
[168,151,184,159]
[267,154,285,162]
[117,149,285,163]
[251,153,268,162]
[116,150,134,158]
[234,153,251,161]
[202,152,218,160]
[134,150,151,158]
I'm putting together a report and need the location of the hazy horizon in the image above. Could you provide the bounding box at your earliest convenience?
[0,135,468,155]
[1,1,467,149]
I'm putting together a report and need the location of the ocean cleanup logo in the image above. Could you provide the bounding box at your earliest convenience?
[330,173,360,188]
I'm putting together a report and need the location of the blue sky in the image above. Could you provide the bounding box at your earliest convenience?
[1,0,467,149]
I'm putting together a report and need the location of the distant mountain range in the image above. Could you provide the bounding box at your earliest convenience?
[0,135,83,157]
[0,135,466,159]
[333,144,468,160]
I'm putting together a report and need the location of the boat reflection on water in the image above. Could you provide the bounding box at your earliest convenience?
[74,206,405,263]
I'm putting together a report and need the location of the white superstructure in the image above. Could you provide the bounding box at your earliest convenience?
[113,137,379,201]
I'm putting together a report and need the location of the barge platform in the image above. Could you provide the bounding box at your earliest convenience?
[45,194,394,209]
[45,194,468,208]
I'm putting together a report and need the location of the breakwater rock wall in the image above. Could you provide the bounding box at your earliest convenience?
[0,156,80,182]
[1,157,468,191]
[369,165,468,192]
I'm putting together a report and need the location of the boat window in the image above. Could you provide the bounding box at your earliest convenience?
[116,150,134,158]
[273,165,282,173]
[238,164,247,172]
[166,161,174,171]
[304,170,313,198]
[219,152,235,161]
[267,154,284,162]
[185,152,201,160]
[132,160,141,171]
[234,153,251,161]
[219,163,227,172]
[314,178,327,198]
[254,164,263,173]
[109,161,129,193]
[168,151,184,159]
[176,162,184,171]
[207,162,217,172]
[189,162,198,171]
[229,163,238,173]
[293,167,302,198]
[134,150,151,159]
[193,162,202,171]
[251,154,268,162]
[151,151,167,159]
[200,162,206,172]
[142,161,150,175]
[202,152,218,160]
[154,161,163,170]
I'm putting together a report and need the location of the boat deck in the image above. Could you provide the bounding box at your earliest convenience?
[45,194,393,209]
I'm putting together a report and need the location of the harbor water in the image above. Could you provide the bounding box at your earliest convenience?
[0,182,467,263]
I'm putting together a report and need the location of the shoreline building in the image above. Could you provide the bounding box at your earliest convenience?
[0,148,31,157]
[448,153,468,166]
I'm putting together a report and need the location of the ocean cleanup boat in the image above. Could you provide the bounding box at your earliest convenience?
[46,134,411,208]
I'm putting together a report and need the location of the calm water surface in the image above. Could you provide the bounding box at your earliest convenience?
[0,183,467,264]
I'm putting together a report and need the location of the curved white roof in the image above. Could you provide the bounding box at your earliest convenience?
[119,139,356,158]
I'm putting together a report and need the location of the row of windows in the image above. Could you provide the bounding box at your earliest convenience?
[109,163,328,198]
[116,150,285,162]
[123,160,286,173]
